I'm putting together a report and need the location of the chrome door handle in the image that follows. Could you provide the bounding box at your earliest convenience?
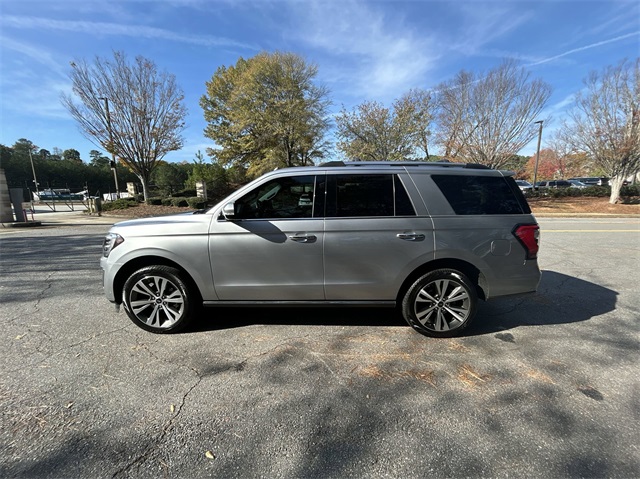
[288,234,317,243]
[397,233,425,241]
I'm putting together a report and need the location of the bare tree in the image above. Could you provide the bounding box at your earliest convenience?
[433,70,475,160]
[335,89,434,161]
[62,51,187,200]
[397,89,434,159]
[435,60,552,169]
[560,58,640,204]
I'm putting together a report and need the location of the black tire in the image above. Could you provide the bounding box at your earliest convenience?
[401,269,477,337]
[122,265,194,333]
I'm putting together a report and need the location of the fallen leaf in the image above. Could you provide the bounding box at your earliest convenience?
[66,401,74,409]
[170,404,175,413]
[205,451,215,460]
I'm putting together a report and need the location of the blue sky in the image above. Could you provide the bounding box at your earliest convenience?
[1,0,638,163]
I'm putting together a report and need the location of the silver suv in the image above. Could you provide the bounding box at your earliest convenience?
[101,162,541,337]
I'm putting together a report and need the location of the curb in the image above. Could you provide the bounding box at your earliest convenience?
[533,213,640,218]
[1,221,43,228]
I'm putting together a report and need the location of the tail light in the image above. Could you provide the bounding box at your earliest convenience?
[512,224,540,260]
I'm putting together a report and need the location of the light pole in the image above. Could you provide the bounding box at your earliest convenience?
[532,120,544,190]
[28,145,39,199]
[99,97,120,198]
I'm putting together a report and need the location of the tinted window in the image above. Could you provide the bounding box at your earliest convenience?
[394,175,416,216]
[432,175,523,215]
[234,175,317,219]
[327,174,416,217]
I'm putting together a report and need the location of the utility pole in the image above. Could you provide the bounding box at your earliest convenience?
[28,145,39,200]
[99,97,120,198]
[532,120,544,190]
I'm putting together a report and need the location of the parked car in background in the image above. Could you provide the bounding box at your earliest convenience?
[101,161,541,338]
[568,179,587,189]
[537,180,572,189]
[569,177,610,186]
[515,180,533,193]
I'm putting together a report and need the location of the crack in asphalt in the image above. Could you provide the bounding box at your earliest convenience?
[110,329,388,475]
[4,326,129,374]
[111,369,203,479]
[33,272,55,314]
[1,272,55,324]
[109,331,323,475]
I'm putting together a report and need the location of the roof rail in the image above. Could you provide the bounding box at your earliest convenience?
[318,160,491,170]
[318,161,346,167]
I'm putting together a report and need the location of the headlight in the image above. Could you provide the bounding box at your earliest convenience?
[102,233,124,257]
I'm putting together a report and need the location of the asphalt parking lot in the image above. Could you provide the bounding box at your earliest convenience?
[1,215,639,478]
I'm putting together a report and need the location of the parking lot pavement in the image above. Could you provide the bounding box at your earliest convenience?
[13,207,116,226]
[0,218,638,478]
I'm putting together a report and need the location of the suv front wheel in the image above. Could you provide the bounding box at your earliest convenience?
[122,265,194,333]
[402,269,477,337]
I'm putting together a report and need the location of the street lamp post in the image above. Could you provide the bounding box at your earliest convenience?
[532,120,544,190]
[28,145,39,207]
[99,97,120,198]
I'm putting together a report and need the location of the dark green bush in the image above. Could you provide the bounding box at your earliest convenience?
[170,189,197,198]
[186,197,206,209]
[550,188,589,198]
[581,186,610,197]
[101,198,136,211]
[527,186,612,198]
[146,197,163,205]
[170,197,189,207]
[161,197,173,206]
[621,185,640,197]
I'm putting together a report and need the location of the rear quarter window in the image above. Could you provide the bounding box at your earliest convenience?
[431,175,527,215]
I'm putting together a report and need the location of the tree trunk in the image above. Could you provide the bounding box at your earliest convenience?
[609,176,625,204]
[139,174,151,202]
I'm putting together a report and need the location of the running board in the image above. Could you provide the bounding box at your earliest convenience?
[202,300,396,308]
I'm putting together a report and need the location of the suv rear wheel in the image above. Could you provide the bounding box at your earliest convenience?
[122,265,194,333]
[402,269,477,337]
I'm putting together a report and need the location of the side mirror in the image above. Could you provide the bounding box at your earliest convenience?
[222,202,236,219]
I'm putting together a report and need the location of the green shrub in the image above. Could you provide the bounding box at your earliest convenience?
[186,197,206,209]
[161,197,173,206]
[171,197,189,207]
[621,185,640,197]
[526,183,638,200]
[170,189,197,198]
[146,197,163,205]
[581,186,610,197]
[101,198,135,211]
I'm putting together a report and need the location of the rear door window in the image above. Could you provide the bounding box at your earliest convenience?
[326,174,416,217]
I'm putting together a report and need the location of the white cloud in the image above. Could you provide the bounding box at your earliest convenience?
[525,32,640,67]
[0,39,70,121]
[0,14,260,51]
[446,3,533,56]
[1,75,71,120]
[287,0,440,101]
[0,36,68,79]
